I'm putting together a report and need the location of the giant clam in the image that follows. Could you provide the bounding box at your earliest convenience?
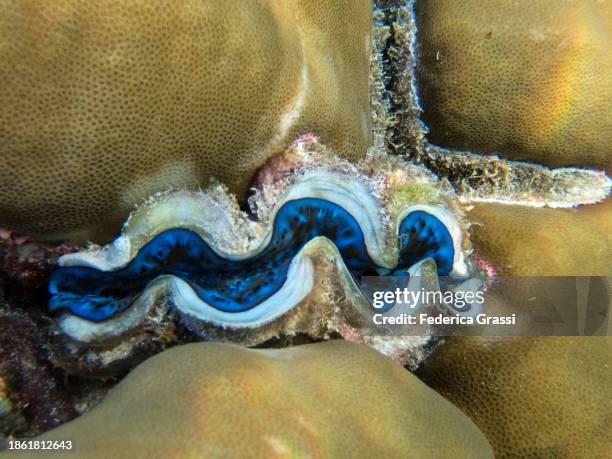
[46,140,482,375]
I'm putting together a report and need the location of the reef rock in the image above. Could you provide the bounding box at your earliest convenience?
[0,310,77,437]
[23,341,494,458]
[0,0,372,242]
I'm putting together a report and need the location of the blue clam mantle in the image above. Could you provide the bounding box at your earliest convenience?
[49,198,455,322]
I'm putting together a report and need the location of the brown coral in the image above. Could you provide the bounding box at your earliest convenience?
[0,0,372,242]
[415,0,612,171]
[467,200,611,277]
[415,337,612,459]
[463,200,611,336]
[27,341,494,458]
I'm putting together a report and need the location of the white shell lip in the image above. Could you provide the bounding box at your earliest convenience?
[54,154,475,341]
[59,170,388,269]
[58,170,467,275]
[170,246,314,329]
[60,235,132,270]
[57,240,316,342]
[396,204,468,278]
